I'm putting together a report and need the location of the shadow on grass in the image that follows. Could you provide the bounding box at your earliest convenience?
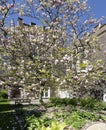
[0,102,22,130]
[14,104,46,118]
[0,102,23,112]
[0,101,47,130]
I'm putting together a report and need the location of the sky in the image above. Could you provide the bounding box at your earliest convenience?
[88,0,106,23]
[7,0,106,26]
[23,0,106,24]
[22,0,106,24]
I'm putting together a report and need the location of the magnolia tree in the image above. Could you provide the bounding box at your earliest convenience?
[0,0,15,86]
[0,0,15,37]
[0,0,106,101]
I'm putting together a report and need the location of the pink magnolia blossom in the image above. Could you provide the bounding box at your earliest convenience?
[63,54,70,61]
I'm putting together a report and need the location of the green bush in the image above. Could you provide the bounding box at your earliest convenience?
[49,97,106,111]
[65,111,102,129]
[26,115,53,130]
[49,98,78,106]
[79,97,105,110]
[65,111,85,130]
[0,89,8,99]
[26,115,67,130]
[39,120,66,130]
[102,102,106,110]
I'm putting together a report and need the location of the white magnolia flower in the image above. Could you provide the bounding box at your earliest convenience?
[54,59,59,65]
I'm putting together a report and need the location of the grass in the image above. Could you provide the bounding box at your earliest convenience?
[0,100,21,130]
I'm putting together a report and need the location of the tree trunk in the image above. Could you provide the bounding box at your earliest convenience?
[39,88,43,104]
[38,88,47,109]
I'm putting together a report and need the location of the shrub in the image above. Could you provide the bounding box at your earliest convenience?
[79,97,106,110]
[49,97,106,111]
[26,115,67,130]
[39,120,66,130]
[65,111,85,129]
[0,89,8,99]
[65,110,103,129]
[49,98,78,106]
[102,102,106,110]
[26,115,53,130]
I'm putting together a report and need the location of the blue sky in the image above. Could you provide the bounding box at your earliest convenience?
[8,0,106,25]
[88,0,106,23]
[22,0,106,24]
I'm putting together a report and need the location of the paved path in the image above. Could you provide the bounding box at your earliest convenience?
[82,122,106,130]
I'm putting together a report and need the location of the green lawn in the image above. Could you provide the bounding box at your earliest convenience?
[0,101,20,130]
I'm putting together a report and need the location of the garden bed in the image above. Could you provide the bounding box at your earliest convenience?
[24,98,106,130]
